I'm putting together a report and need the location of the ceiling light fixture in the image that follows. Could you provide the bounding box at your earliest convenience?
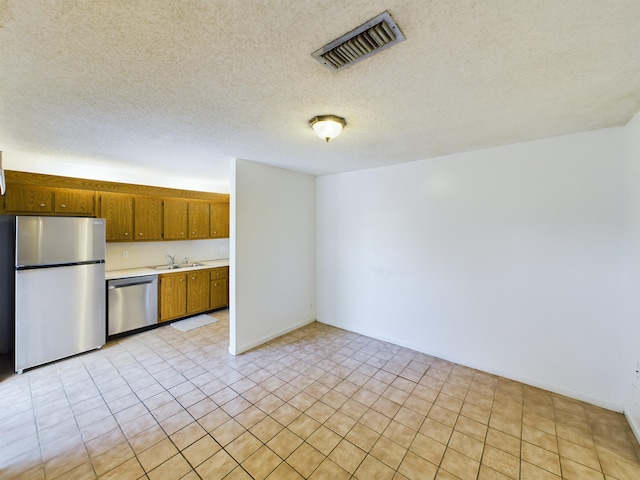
[309,115,346,142]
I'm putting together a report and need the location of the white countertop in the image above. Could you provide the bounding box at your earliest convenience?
[106,258,229,280]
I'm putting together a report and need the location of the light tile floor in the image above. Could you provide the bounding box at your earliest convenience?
[1,310,640,479]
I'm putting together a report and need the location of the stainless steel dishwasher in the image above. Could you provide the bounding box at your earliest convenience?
[107,275,158,336]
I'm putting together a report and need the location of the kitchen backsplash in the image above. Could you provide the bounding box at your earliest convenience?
[105,238,229,271]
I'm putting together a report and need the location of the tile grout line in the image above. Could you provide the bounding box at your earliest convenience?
[5,315,640,479]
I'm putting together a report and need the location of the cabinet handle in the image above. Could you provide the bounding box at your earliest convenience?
[180,278,184,282]
[192,231,196,235]
[61,204,66,208]
[181,232,184,236]
[139,233,143,236]
[124,232,128,236]
[40,203,45,207]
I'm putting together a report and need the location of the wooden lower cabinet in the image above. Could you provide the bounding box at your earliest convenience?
[187,270,210,313]
[159,268,220,322]
[210,267,229,310]
[158,272,187,322]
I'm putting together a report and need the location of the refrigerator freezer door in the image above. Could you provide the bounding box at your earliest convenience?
[16,216,105,267]
[15,262,106,372]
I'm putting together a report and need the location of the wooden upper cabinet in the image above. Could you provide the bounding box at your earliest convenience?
[134,196,163,240]
[163,199,188,240]
[54,189,95,215]
[100,192,134,241]
[98,195,219,242]
[165,199,228,240]
[188,201,210,239]
[2,172,228,242]
[3,186,53,213]
[3,185,96,216]
[159,272,187,322]
[210,201,230,238]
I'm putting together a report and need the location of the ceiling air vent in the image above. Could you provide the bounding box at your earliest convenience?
[312,11,405,72]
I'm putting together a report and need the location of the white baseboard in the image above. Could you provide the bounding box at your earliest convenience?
[231,317,315,356]
[624,407,640,445]
[316,316,623,413]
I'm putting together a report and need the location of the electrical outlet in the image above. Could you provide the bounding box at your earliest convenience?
[122,250,128,258]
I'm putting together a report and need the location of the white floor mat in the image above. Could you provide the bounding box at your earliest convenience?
[171,314,219,332]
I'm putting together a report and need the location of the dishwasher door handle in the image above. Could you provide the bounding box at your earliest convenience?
[108,276,158,289]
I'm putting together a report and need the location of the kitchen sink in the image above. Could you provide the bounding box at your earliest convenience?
[153,262,205,271]
[154,265,183,270]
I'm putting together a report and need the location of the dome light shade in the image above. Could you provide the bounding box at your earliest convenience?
[309,115,346,142]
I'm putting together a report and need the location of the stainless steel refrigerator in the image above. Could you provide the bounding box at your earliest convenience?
[0,216,106,373]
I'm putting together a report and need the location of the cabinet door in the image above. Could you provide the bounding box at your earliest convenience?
[188,201,210,239]
[134,196,163,240]
[210,266,229,280]
[100,193,134,241]
[163,199,188,240]
[159,272,187,322]
[54,189,95,215]
[210,267,229,310]
[210,279,229,310]
[187,270,210,314]
[4,186,53,213]
[210,201,230,238]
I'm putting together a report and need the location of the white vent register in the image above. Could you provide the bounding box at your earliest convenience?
[312,11,405,71]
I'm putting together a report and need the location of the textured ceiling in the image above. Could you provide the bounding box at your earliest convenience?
[1,0,639,186]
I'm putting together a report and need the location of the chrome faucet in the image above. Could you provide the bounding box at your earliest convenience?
[166,254,176,267]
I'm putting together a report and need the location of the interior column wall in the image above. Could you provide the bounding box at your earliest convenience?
[230,159,316,354]
[623,111,640,439]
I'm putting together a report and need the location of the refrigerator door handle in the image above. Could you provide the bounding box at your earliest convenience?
[16,259,106,270]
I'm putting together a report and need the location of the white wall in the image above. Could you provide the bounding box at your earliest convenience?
[317,128,627,410]
[230,159,315,355]
[623,111,640,438]
[105,238,229,271]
